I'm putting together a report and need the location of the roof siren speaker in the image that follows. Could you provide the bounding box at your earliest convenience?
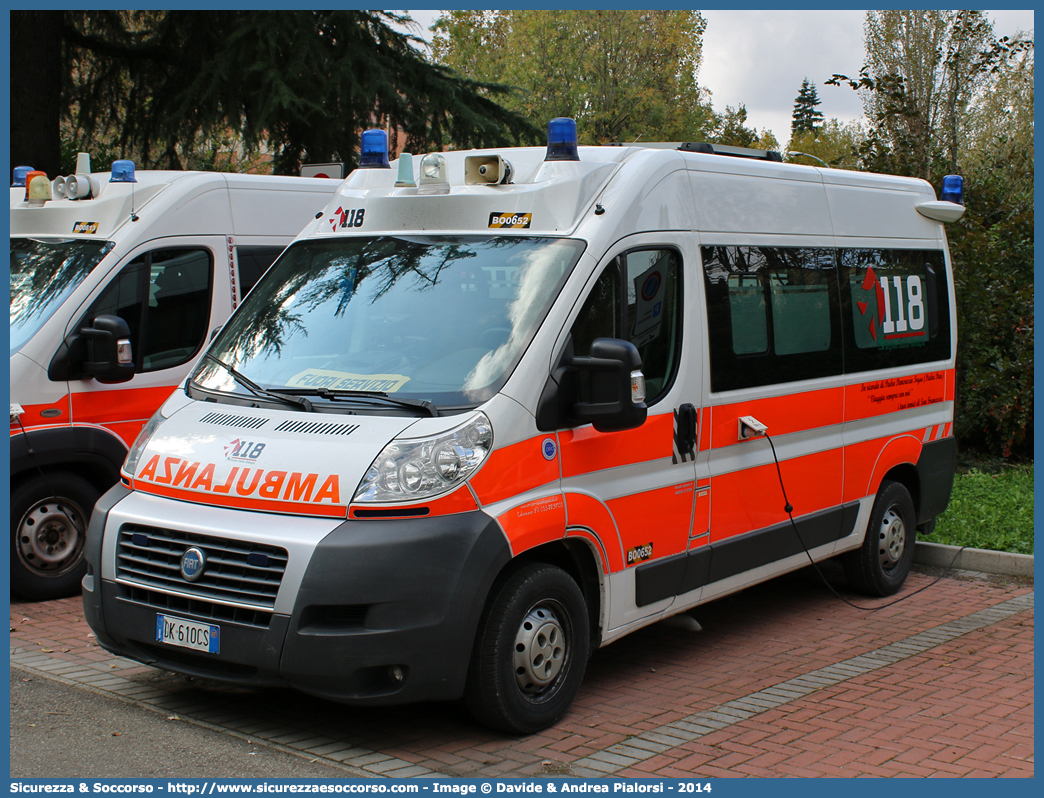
[464,155,514,185]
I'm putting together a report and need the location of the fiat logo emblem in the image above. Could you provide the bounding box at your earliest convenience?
[180,547,206,582]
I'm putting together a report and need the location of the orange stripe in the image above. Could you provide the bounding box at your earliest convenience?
[10,397,72,430]
[606,482,694,562]
[710,388,843,449]
[497,494,566,555]
[699,407,713,452]
[131,480,347,518]
[347,484,479,519]
[707,370,955,449]
[710,449,842,542]
[559,413,674,478]
[564,492,622,573]
[71,385,176,425]
[844,370,948,421]
[842,434,923,504]
[470,435,559,506]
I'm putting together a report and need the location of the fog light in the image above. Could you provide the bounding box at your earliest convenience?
[389,666,405,683]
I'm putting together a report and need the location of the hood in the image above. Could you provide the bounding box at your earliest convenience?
[128,402,420,518]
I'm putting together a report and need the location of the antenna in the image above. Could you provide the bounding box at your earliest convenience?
[789,151,830,167]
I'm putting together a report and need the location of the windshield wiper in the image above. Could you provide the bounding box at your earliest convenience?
[280,388,439,417]
[201,354,315,413]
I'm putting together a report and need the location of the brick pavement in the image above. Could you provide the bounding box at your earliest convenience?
[10,564,1033,778]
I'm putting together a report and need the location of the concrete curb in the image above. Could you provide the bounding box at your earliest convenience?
[914,540,1034,579]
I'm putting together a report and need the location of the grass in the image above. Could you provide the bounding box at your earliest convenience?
[928,454,1034,555]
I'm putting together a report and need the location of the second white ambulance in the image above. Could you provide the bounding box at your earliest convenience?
[11,160,339,599]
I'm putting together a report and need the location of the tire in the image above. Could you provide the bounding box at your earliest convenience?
[11,472,99,601]
[464,563,590,734]
[843,479,916,596]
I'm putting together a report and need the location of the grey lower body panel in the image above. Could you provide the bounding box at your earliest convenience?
[84,504,511,705]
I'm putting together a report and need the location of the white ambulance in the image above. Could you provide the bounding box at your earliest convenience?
[81,121,963,733]
[10,159,339,600]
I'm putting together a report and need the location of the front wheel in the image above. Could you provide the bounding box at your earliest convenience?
[11,472,98,601]
[843,479,916,596]
[465,563,590,734]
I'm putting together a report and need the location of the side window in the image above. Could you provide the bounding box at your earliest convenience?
[840,248,951,371]
[624,249,681,401]
[702,245,842,392]
[570,247,682,405]
[83,248,213,373]
[236,246,285,298]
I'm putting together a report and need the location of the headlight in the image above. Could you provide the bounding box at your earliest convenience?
[354,413,493,503]
[122,410,166,477]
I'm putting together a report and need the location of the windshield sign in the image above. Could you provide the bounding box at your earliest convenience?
[193,236,585,411]
[10,238,114,355]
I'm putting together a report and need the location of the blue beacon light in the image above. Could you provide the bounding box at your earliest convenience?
[359,129,391,169]
[110,160,138,183]
[941,174,963,205]
[545,118,580,162]
[12,166,34,187]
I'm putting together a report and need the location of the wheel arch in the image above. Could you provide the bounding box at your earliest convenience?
[867,435,922,516]
[880,462,920,519]
[10,425,127,494]
[490,538,603,652]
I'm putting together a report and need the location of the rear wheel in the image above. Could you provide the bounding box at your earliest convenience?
[11,472,98,601]
[465,563,589,734]
[843,479,916,596]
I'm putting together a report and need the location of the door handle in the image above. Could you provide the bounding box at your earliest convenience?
[673,403,697,463]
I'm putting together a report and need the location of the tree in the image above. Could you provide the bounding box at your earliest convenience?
[11,12,63,177]
[826,10,1019,179]
[791,78,825,137]
[786,119,864,169]
[11,10,539,176]
[432,10,715,144]
[706,104,778,151]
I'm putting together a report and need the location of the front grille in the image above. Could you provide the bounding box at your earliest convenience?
[118,584,274,628]
[116,524,288,615]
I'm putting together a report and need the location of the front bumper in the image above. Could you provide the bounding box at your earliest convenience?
[83,488,511,704]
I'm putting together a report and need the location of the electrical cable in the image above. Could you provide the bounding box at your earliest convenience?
[763,431,966,611]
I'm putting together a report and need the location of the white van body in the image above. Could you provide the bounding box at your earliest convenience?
[10,169,339,599]
[82,141,961,733]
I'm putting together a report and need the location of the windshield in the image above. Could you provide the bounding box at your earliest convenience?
[191,235,585,410]
[10,237,115,355]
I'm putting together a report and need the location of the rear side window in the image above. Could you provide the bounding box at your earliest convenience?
[236,246,285,298]
[840,249,951,372]
[702,245,842,392]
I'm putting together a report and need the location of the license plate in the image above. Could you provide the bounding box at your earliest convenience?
[155,614,220,654]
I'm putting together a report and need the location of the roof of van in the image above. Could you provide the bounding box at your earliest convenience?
[305,144,945,244]
[10,170,341,241]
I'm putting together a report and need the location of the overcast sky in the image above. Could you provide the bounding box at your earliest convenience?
[402,8,1034,146]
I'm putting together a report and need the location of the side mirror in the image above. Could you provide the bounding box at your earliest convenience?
[81,315,135,383]
[536,337,648,433]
